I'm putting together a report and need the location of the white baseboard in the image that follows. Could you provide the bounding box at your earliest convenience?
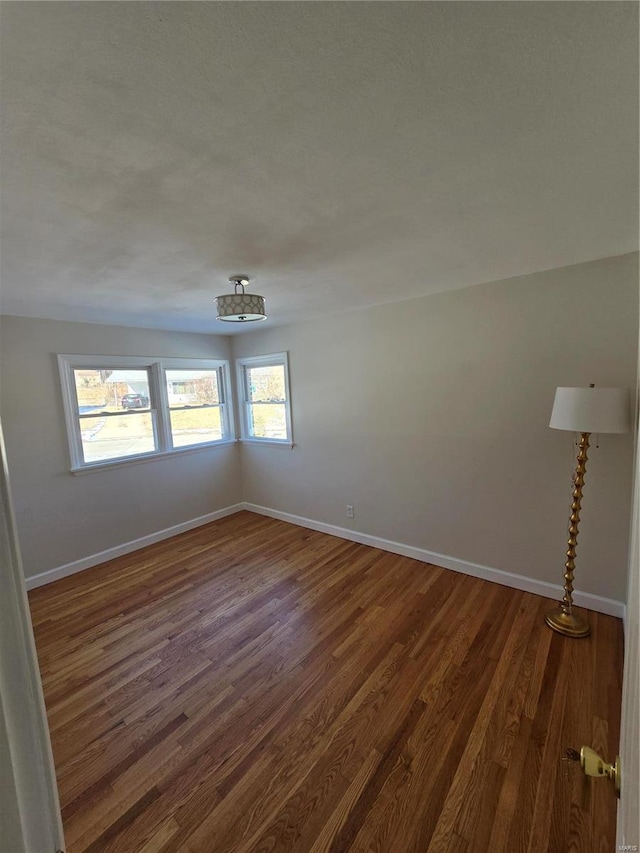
[24,503,245,591]
[25,499,626,619]
[243,502,626,619]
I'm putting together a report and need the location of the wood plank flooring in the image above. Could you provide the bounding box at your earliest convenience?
[28,511,623,852]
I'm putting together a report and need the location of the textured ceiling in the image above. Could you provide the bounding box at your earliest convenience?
[1,2,638,334]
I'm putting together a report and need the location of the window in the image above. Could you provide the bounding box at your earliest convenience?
[236,353,292,445]
[70,366,157,465]
[165,368,224,448]
[58,355,234,471]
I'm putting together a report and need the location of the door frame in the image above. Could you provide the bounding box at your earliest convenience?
[0,421,64,852]
[617,341,640,848]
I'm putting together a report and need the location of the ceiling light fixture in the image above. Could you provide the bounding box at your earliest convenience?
[215,275,267,323]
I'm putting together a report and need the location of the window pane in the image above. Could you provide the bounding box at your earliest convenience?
[248,403,287,439]
[246,365,285,403]
[73,369,150,413]
[79,413,156,463]
[166,369,219,407]
[169,407,223,447]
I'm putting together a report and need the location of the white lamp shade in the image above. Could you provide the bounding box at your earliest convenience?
[549,386,630,434]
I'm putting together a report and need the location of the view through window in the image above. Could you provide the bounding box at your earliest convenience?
[59,356,233,469]
[237,353,292,444]
[73,368,156,463]
[166,369,224,447]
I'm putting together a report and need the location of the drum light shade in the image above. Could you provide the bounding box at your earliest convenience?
[216,276,267,323]
[549,386,630,434]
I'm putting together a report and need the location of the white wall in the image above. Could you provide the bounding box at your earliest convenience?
[0,317,241,580]
[233,253,638,603]
[0,254,636,601]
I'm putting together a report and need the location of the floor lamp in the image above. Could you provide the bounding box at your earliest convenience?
[546,385,630,638]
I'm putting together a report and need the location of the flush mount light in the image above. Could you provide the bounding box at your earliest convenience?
[215,275,267,323]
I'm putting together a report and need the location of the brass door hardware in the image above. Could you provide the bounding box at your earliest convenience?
[579,746,620,797]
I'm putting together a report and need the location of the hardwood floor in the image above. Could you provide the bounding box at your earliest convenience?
[28,511,623,852]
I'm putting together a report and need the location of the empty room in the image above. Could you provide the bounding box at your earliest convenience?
[0,2,638,852]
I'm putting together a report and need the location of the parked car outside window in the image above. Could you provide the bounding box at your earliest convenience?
[121,393,149,409]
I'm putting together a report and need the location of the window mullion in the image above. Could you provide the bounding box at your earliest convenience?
[217,365,227,440]
[151,362,172,451]
[220,364,233,440]
[240,365,249,437]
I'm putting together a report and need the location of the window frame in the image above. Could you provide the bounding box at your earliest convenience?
[163,362,230,451]
[58,354,235,473]
[235,352,293,446]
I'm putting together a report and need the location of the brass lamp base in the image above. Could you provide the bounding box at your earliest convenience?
[546,431,592,640]
[545,605,590,638]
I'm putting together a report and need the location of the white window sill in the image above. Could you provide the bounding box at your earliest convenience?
[239,438,295,449]
[71,440,238,475]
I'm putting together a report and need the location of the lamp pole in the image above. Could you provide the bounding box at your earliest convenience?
[545,431,591,638]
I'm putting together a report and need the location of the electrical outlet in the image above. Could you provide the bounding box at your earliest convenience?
[346,505,354,518]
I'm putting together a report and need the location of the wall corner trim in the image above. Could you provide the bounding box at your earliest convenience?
[24,503,245,591]
[243,503,626,619]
